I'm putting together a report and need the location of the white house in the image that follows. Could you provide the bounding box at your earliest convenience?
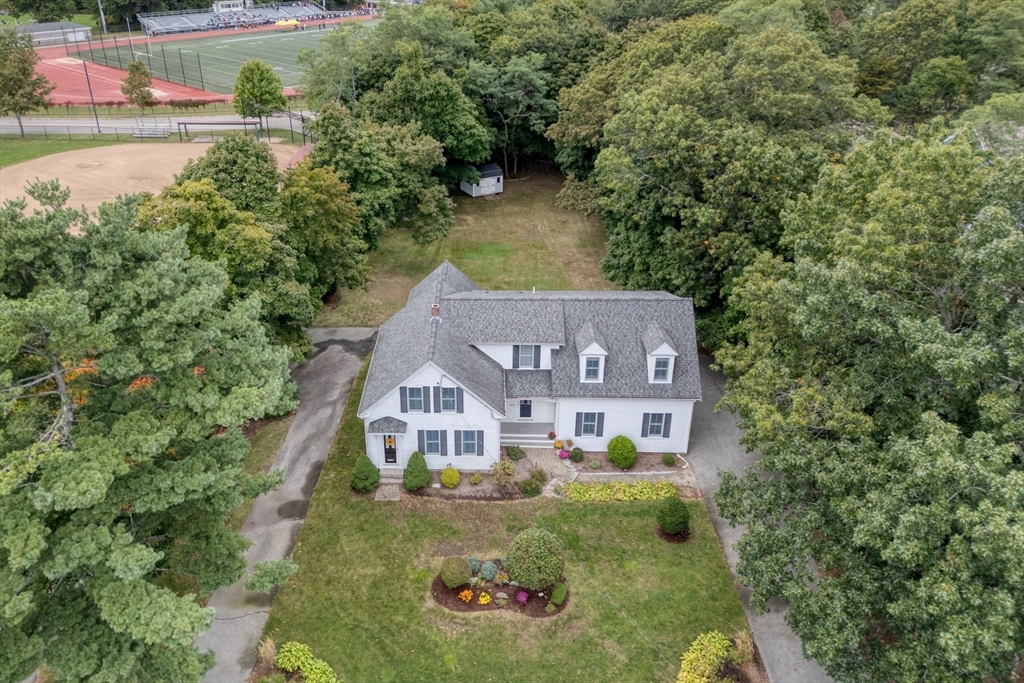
[459,163,504,197]
[357,262,702,472]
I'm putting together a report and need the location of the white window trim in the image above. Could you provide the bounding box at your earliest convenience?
[582,412,598,436]
[648,413,664,437]
[518,345,534,369]
[581,356,604,383]
[462,430,477,455]
[407,386,423,411]
[519,399,533,420]
[425,429,441,455]
[648,355,675,384]
[441,387,456,412]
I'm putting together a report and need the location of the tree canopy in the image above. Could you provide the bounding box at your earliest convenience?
[177,134,281,216]
[0,183,295,682]
[233,59,286,121]
[715,132,1024,682]
[0,28,54,137]
[121,60,157,114]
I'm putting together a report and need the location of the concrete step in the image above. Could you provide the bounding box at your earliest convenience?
[501,435,554,447]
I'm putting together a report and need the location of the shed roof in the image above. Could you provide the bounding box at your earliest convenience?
[476,163,503,179]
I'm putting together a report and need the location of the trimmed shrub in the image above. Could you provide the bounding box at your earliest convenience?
[470,472,483,485]
[276,641,313,673]
[302,658,339,683]
[480,560,498,581]
[519,477,542,497]
[677,631,736,683]
[529,468,547,485]
[569,447,585,463]
[551,582,567,605]
[440,466,460,488]
[505,445,524,460]
[607,435,637,469]
[563,481,677,502]
[403,451,430,491]
[492,460,516,487]
[468,557,481,575]
[505,528,565,590]
[657,497,691,535]
[662,452,676,467]
[589,459,601,469]
[440,556,472,589]
[350,454,380,493]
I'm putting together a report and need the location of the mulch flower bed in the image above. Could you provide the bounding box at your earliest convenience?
[431,574,569,618]
[655,525,691,543]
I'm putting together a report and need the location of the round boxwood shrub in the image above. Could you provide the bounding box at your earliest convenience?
[662,452,676,467]
[403,451,431,491]
[440,556,472,589]
[607,435,637,470]
[569,447,585,463]
[519,477,542,498]
[350,454,380,493]
[505,445,525,460]
[657,497,690,535]
[440,466,460,488]
[505,528,565,590]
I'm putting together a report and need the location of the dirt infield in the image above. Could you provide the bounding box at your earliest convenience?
[0,141,299,215]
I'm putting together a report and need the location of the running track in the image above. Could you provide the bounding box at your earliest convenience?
[35,14,374,105]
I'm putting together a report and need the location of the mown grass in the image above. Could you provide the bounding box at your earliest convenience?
[264,359,746,683]
[0,136,126,168]
[315,173,613,327]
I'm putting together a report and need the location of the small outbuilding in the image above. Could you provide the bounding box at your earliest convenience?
[15,22,92,47]
[460,163,504,197]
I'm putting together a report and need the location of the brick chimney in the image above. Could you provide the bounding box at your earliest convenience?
[430,303,440,319]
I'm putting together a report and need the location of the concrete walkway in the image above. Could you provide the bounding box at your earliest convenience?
[687,355,833,683]
[194,327,375,683]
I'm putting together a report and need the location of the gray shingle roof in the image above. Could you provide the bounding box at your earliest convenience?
[360,262,701,414]
[367,416,408,434]
[642,322,676,355]
[358,262,507,415]
[505,370,553,398]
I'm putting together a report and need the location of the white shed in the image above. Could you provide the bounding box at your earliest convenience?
[460,163,504,197]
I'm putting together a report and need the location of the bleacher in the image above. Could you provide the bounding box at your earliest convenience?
[137,2,354,36]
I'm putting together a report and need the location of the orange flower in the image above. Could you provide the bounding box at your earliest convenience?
[458,589,473,604]
[127,375,156,393]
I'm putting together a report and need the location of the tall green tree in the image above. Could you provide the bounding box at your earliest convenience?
[138,180,315,358]
[177,134,281,216]
[360,42,494,173]
[308,102,454,248]
[468,52,558,177]
[121,59,157,115]
[297,22,372,111]
[588,27,888,347]
[0,182,295,682]
[0,28,54,137]
[0,0,75,23]
[715,131,1024,682]
[233,59,286,128]
[279,163,368,301]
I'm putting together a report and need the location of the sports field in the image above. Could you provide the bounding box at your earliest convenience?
[71,23,371,94]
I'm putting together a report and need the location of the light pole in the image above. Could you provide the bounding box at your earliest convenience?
[96,0,108,34]
[82,60,102,133]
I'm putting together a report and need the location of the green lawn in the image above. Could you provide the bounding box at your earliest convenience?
[264,359,747,683]
[0,136,126,168]
[316,173,613,327]
[227,415,294,531]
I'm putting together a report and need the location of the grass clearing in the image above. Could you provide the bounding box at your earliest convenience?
[316,173,613,327]
[0,136,127,168]
[227,414,295,531]
[265,359,746,683]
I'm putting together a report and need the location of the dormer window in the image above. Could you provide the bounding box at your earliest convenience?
[513,344,540,369]
[584,357,601,381]
[653,358,670,382]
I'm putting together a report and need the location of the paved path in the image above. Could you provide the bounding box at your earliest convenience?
[687,355,833,683]
[194,327,375,683]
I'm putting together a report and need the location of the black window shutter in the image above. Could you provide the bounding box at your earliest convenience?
[512,345,520,369]
[454,430,462,456]
[456,388,464,413]
[433,386,441,413]
[417,430,425,453]
[663,414,672,438]
[574,412,583,437]
[596,413,605,437]
[641,413,651,438]
[422,386,431,413]
[440,430,448,455]
[399,386,408,413]
[533,345,540,369]
[477,430,484,456]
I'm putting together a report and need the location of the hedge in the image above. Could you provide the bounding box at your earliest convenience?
[676,631,735,683]
[562,481,677,502]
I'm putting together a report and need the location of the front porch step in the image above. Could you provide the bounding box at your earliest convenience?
[379,470,404,485]
[500,435,555,447]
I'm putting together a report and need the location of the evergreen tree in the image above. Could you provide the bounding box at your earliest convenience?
[0,183,296,682]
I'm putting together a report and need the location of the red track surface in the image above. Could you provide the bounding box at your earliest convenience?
[35,14,373,104]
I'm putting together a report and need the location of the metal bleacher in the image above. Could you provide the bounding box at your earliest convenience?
[137,2,337,36]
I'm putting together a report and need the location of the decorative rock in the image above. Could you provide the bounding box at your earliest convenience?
[496,592,508,600]
[509,581,519,586]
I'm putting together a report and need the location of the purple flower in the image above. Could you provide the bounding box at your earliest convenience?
[516,590,529,605]
[558,450,570,459]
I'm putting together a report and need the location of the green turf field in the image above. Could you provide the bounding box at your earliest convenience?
[71,23,366,94]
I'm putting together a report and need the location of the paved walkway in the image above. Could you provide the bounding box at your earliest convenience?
[687,355,833,683]
[194,327,375,683]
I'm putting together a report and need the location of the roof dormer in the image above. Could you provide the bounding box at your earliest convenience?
[576,321,607,383]
[643,323,677,383]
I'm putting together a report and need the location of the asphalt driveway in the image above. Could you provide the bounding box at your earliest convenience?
[195,327,376,683]
[687,355,834,683]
